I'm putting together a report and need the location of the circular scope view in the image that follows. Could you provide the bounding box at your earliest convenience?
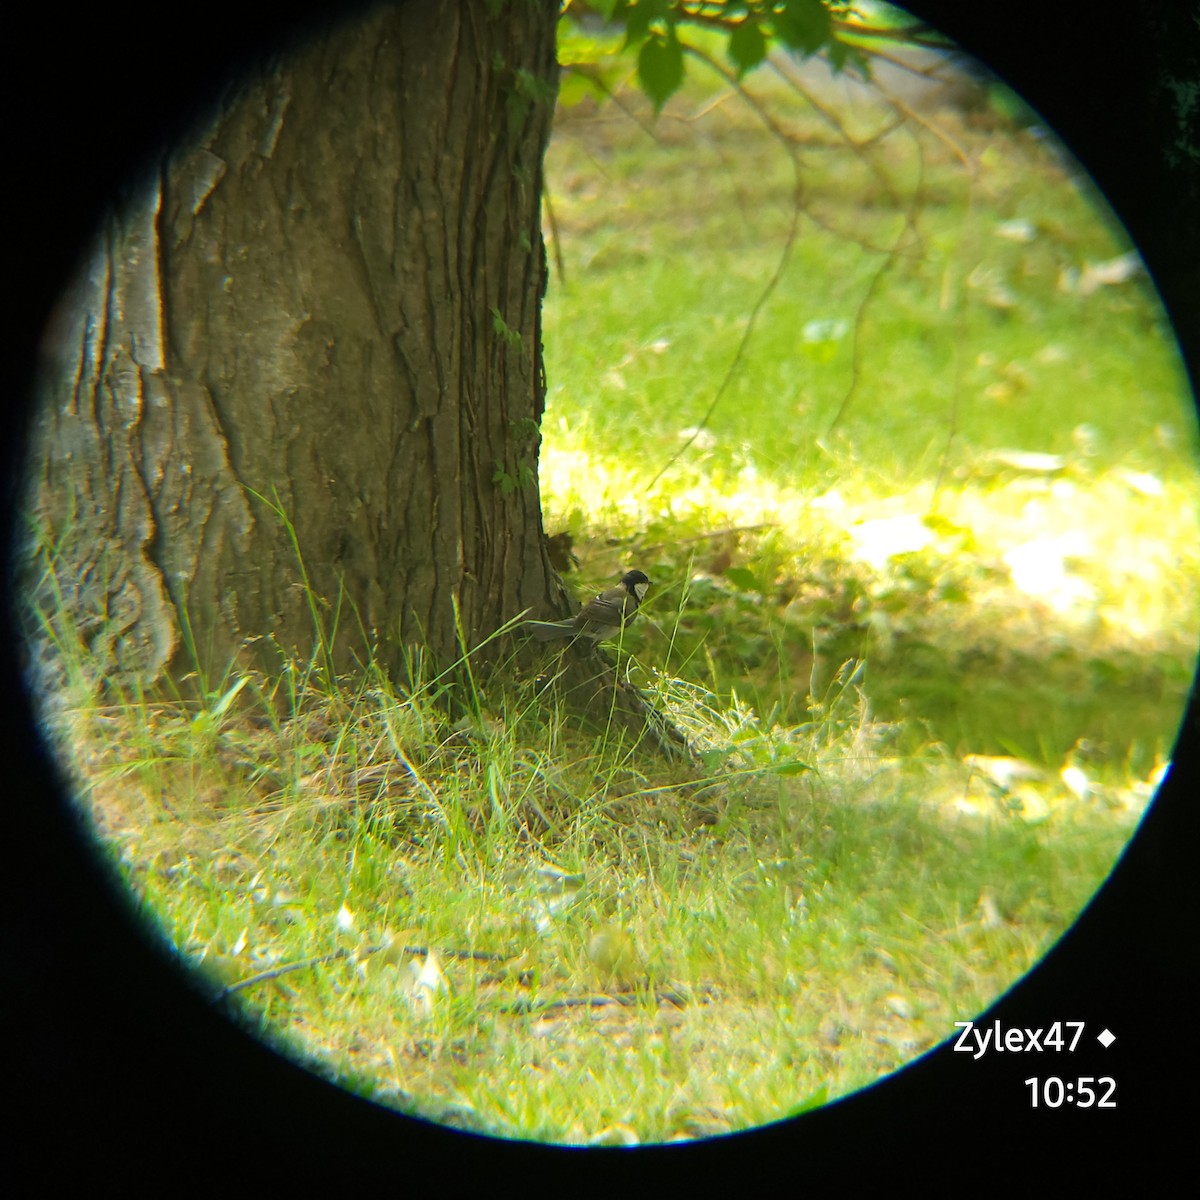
[17,1,1198,1145]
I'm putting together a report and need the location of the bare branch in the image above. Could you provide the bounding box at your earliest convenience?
[766,55,905,210]
[826,123,928,434]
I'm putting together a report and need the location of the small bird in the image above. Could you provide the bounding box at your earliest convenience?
[525,570,650,642]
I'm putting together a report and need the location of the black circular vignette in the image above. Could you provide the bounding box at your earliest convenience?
[3,1,1196,1189]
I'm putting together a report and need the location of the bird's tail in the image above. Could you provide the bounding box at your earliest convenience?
[524,619,577,641]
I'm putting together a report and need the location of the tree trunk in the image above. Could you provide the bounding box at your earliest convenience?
[25,0,569,693]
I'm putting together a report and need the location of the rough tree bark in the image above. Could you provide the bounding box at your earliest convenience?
[25,0,576,696]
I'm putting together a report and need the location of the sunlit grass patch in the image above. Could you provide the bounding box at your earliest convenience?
[541,414,1197,749]
[30,590,1138,1144]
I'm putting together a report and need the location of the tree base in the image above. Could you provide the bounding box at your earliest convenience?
[531,642,695,765]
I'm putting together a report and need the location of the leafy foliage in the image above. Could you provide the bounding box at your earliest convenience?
[637,26,685,110]
[564,0,874,114]
[773,0,833,56]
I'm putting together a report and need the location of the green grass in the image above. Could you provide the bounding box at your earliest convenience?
[540,53,1199,763]
[22,44,1200,1145]
[543,59,1195,487]
[37,639,1139,1144]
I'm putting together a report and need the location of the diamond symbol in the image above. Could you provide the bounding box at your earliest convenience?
[1097,1028,1116,1048]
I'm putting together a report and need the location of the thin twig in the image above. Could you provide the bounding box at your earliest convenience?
[933,153,981,498]
[766,56,905,210]
[872,82,973,169]
[495,985,696,1015]
[645,49,805,492]
[831,18,953,52]
[217,948,352,999]
[826,122,928,433]
[564,63,670,146]
[215,940,511,1000]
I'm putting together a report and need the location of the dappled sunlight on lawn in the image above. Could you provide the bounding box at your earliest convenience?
[541,423,1200,662]
[935,471,1199,652]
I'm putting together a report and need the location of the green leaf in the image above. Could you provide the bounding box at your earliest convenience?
[728,18,767,78]
[491,307,522,348]
[773,0,831,56]
[725,566,760,592]
[618,0,671,50]
[937,581,970,604]
[826,37,871,79]
[556,25,625,68]
[513,67,555,105]
[770,759,812,776]
[637,28,684,113]
[493,464,517,496]
[209,674,250,720]
[557,70,602,109]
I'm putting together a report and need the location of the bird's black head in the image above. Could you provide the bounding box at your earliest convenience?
[621,569,650,599]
